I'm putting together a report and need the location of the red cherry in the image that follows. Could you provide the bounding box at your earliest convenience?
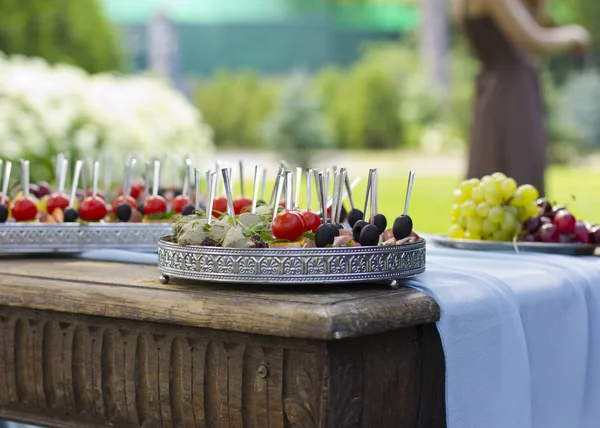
[302,210,322,233]
[11,197,38,222]
[79,196,108,222]
[143,195,168,216]
[112,195,137,213]
[213,196,228,217]
[553,210,576,234]
[233,197,252,215]
[272,210,306,241]
[172,195,191,214]
[46,192,69,213]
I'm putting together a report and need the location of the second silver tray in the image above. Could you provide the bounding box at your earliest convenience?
[430,234,599,256]
[0,223,173,254]
[157,236,426,285]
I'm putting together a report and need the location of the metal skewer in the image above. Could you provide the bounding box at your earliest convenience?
[251,164,261,214]
[2,161,11,198]
[221,167,236,226]
[404,170,416,216]
[194,168,202,210]
[69,161,84,208]
[306,168,313,212]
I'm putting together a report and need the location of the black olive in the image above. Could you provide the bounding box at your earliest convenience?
[115,203,132,222]
[0,205,8,223]
[315,224,335,247]
[137,202,145,215]
[64,208,79,223]
[393,215,413,240]
[173,188,183,197]
[181,204,195,216]
[326,223,340,237]
[347,208,363,228]
[374,213,387,234]
[256,200,267,207]
[359,224,380,247]
[352,220,368,242]
[336,223,344,229]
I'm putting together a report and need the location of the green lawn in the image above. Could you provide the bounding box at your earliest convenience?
[274,165,600,234]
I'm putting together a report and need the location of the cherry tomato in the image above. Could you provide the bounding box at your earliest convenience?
[272,210,306,241]
[302,210,322,233]
[172,195,191,214]
[11,197,38,222]
[143,195,168,216]
[79,196,108,222]
[112,195,137,213]
[233,197,252,215]
[118,179,145,200]
[46,192,69,213]
[213,196,228,217]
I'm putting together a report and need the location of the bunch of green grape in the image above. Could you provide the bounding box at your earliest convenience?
[448,172,540,241]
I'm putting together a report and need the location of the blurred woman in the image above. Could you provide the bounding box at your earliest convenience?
[451,0,589,195]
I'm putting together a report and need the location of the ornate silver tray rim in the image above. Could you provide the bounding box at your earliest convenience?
[157,236,427,285]
[430,234,599,256]
[0,222,173,254]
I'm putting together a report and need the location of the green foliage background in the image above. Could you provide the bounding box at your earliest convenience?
[0,0,122,73]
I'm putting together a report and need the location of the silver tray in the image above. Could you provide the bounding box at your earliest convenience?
[0,223,173,254]
[157,236,426,285]
[430,234,599,256]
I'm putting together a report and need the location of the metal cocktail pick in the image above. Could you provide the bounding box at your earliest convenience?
[152,160,161,197]
[182,158,192,199]
[285,170,294,211]
[92,161,100,199]
[260,167,267,202]
[317,172,327,224]
[239,160,245,198]
[58,158,69,194]
[206,171,217,225]
[294,167,302,209]
[144,161,152,201]
[2,161,11,198]
[194,168,202,210]
[363,169,374,220]
[122,163,131,200]
[272,170,284,220]
[251,164,262,215]
[344,170,355,210]
[69,160,84,208]
[335,169,347,224]
[306,168,313,212]
[330,170,340,225]
[404,170,416,216]
[221,167,236,226]
[21,161,30,199]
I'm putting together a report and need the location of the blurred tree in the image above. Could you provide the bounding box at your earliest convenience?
[262,72,330,169]
[0,0,122,73]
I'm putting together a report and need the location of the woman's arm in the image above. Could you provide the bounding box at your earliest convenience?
[486,0,588,55]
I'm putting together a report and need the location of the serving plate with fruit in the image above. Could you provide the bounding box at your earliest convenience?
[431,173,599,255]
[0,157,177,254]
[158,167,425,285]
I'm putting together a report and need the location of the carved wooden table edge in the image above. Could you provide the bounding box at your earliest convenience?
[0,259,446,428]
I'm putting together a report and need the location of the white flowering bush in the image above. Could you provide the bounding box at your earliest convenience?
[0,52,214,180]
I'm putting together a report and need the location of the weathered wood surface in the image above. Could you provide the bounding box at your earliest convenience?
[0,259,440,340]
[0,258,445,427]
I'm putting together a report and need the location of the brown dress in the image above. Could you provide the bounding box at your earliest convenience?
[463,11,547,196]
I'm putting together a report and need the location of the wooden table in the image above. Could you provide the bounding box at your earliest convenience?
[0,258,445,428]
